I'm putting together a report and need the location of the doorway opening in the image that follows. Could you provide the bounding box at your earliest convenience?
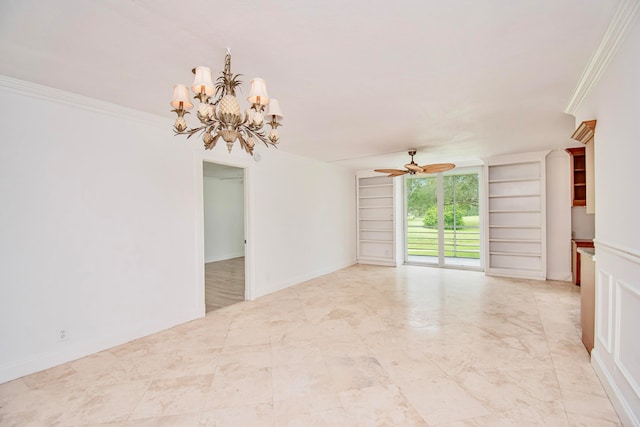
[405,168,482,269]
[203,162,245,312]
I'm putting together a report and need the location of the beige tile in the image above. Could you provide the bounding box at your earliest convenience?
[324,355,392,392]
[62,380,152,425]
[216,343,272,369]
[374,347,447,385]
[338,384,428,426]
[442,402,569,426]
[401,377,491,425]
[205,365,272,409]
[562,389,622,425]
[126,412,201,426]
[274,392,342,418]
[566,413,622,427]
[224,325,271,347]
[275,407,350,427]
[200,403,275,426]
[271,362,336,402]
[451,366,563,413]
[130,375,213,419]
[0,265,623,426]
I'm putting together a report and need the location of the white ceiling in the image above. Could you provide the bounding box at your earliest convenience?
[0,0,616,170]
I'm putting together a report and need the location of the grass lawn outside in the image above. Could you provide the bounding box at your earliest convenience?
[407,216,480,258]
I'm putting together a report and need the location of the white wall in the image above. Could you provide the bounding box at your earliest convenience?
[575,16,640,426]
[203,176,244,263]
[546,150,573,281]
[248,148,357,298]
[571,207,595,240]
[0,77,357,383]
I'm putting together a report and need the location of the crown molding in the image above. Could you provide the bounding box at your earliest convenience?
[571,119,597,144]
[565,0,640,115]
[0,74,167,128]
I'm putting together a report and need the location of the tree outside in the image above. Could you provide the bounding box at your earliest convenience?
[407,173,480,259]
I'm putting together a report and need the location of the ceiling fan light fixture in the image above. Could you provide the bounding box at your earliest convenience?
[374,150,456,177]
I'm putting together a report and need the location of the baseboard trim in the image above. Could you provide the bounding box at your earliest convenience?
[252,259,357,300]
[205,252,244,263]
[592,348,639,427]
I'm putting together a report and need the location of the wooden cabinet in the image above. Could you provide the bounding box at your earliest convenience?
[572,239,594,285]
[566,147,586,206]
[578,247,595,354]
[571,120,596,214]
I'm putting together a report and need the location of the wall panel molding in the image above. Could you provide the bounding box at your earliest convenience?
[615,280,640,400]
[595,240,640,264]
[596,270,614,353]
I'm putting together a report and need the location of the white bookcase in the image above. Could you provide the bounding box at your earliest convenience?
[485,151,549,279]
[356,173,402,266]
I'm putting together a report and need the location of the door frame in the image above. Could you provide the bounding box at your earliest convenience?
[195,155,254,315]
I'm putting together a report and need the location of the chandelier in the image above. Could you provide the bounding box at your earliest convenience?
[170,50,283,155]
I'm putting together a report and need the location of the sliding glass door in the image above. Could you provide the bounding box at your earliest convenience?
[405,169,481,269]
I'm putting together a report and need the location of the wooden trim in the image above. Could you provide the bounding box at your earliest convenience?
[571,120,597,144]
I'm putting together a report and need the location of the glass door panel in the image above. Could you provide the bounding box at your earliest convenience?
[405,170,481,269]
[406,176,439,264]
[443,173,480,267]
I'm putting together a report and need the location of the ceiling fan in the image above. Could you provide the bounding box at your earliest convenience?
[375,150,455,177]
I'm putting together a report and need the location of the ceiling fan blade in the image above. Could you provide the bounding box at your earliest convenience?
[420,163,456,174]
[375,169,406,174]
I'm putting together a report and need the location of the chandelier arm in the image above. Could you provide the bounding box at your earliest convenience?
[237,134,254,155]
[243,126,275,148]
[175,126,206,138]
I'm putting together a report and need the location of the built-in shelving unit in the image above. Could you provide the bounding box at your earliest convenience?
[356,174,401,266]
[566,147,586,206]
[485,152,549,279]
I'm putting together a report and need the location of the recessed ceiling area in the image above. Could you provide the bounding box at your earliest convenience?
[0,0,617,169]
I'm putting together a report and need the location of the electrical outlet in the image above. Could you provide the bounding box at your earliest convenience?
[58,329,68,342]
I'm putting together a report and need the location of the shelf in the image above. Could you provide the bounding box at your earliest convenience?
[358,175,396,267]
[489,225,540,229]
[488,177,541,183]
[574,183,586,187]
[574,168,586,172]
[490,251,541,257]
[489,238,541,243]
[358,184,393,188]
[359,195,393,199]
[489,210,541,213]
[488,193,541,199]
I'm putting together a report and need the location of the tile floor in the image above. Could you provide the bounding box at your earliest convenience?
[0,264,622,426]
